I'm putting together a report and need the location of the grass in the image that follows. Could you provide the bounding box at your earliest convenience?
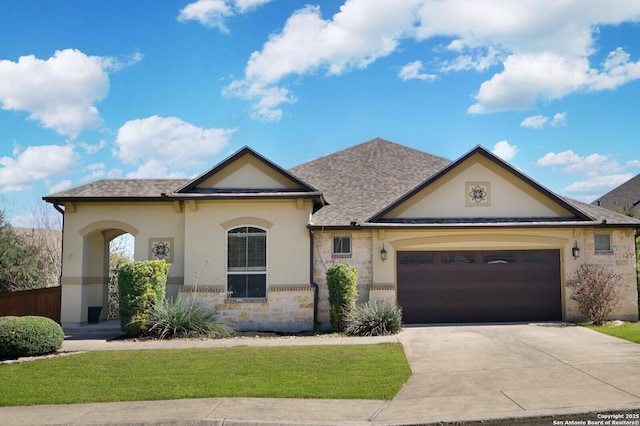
[581,321,640,344]
[0,344,411,406]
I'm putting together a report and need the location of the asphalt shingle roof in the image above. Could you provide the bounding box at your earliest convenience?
[592,173,640,216]
[44,179,189,199]
[43,138,640,228]
[289,138,451,226]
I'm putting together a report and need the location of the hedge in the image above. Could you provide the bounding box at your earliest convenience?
[117,260,170,337]
[0,316,64,360]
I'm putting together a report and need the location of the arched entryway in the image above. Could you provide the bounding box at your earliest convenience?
[67,221,138,323]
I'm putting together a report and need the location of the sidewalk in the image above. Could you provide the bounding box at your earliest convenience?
[1,322,640,425]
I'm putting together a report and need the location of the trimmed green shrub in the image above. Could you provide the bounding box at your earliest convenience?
[118,260,170,337]
[326,263,358,331]
[143,294,235,339]
[343,302,403,336]
[568,264,621,326]
[0,316,64,360]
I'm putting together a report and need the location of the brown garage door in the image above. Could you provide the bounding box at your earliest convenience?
[397,250,561,324]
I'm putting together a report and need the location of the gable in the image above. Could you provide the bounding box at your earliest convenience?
[372,146,587,223]
[177,147,318,194]
[196,154,303,190]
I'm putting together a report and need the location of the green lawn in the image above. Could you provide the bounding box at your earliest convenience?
[581,322,640,344]
[0,344,411,406]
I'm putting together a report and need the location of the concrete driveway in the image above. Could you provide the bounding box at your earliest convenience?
[377,323,640,424]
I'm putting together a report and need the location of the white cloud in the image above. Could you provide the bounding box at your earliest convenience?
[521,115,548,129]
[0,49,140,138]
[399,61,436,81]
[234,0,271,13]
[226,0,640,121]
[225,1,417,121]
[536,149,640,195]
[79,139,107,155]
[177,0,271,32]
[550,112,567,126]
[468,53,589,114]
[125,159,188,179]
[80,163,108,182]
[48,179,73,194]
[564,174,634,194]
[0,145,76,193]
[521,111,567,129]
[440,44,505,72]
[588,47,640,91]
[491,141,517,161]
[114,115,236,177]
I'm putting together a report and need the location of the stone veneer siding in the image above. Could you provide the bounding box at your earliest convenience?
[565,229,639,322]
[368,286,396,306]
[179,286,315,332]
[312,231,373,328]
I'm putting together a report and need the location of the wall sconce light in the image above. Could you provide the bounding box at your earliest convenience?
[572,240,580,259]
[380,244,388,262]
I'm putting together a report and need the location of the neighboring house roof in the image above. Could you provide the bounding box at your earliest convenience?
[592,173,640,216]
[43,137,640,229]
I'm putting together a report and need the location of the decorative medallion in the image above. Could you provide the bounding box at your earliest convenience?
[466,182,491,207]
[469,185,487,203]
[149,238,173,262]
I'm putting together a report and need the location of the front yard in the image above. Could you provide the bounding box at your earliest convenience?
[0,344,411,406]
[581,321,640,344]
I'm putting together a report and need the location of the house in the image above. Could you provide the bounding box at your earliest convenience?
[43,138,640,329]
[593,174,640,217]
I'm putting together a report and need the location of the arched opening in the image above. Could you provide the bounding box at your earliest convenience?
[108,233,134,319]
[78,221,138,323]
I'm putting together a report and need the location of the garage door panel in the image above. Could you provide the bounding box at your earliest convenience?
[397,250,561,324]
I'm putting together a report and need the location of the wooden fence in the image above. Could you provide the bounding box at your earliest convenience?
[0,286,61,323]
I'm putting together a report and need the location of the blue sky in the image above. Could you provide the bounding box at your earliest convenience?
[2,0,640,227]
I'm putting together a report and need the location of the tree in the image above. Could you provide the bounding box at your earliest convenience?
[0,211,57,292]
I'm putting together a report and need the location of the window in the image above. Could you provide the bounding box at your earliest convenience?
[483,251,516,264]
[399,252,434,265]
[332,236,351,257]
[227,226,267,298]
[594,233,612,253]
[441,252,476,264]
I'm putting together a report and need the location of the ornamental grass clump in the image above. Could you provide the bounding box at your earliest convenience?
[143,294,235,340]
[0,316,64,360]
[568,264,621,326]
[343,302,403,336]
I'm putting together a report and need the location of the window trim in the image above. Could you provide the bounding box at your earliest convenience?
[332,235,352,258]
[226,225,268,299]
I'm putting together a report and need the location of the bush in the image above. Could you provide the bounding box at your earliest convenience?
[326,264,358,331]
[142,294,235,340]
[343,302,403,336]
[0,316,64,360]
[118,260,170,337]
[568,264,621,326]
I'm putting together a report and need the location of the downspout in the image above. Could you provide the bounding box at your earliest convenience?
[309,228,319,330]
